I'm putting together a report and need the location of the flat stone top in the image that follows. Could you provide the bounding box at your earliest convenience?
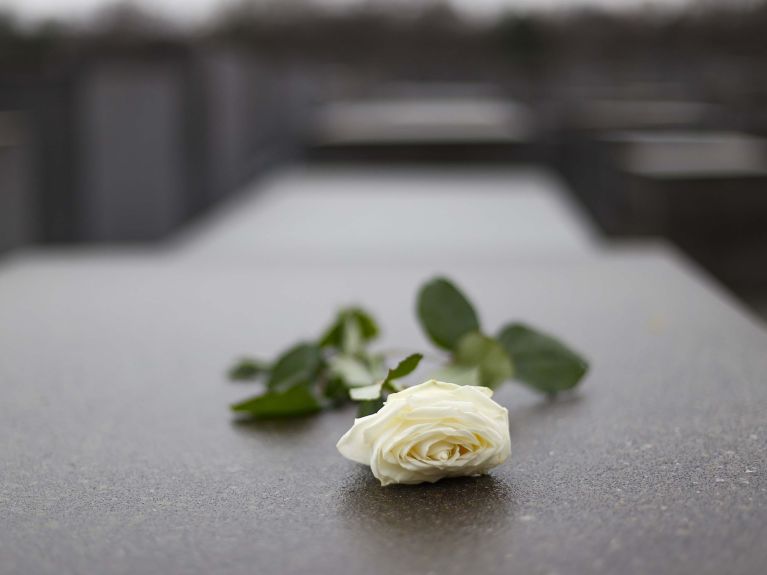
[313,97,533,145]
[178,166,597,263]
[601,131,767,179]
[1,247,766,575]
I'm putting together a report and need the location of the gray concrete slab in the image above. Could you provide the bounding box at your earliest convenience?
[312,97,533,145]
[1,246,766,575]
[604,131,767,179]
[177,166,598,264]
[566,99,718,132]
[593,131,767,292]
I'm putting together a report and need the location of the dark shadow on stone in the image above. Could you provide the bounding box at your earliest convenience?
[337,467,518,543]
[334,468,521,572]
[230,414,321,437]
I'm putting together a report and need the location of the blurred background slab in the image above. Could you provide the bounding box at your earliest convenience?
[177,166,597,264]
[307,86,536,163]
[2,0,766,315]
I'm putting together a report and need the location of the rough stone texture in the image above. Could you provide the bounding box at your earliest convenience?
[0,247,766,575]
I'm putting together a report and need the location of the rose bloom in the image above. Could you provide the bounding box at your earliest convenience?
[337,380,511,486]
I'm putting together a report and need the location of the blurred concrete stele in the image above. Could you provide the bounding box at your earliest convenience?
[0,111,34,253]
[77,47,312,242]
[78,56,191,241]
[604,131,767,294]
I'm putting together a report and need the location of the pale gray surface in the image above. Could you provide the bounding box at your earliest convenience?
[1,246,766,575]
[178,166,597,263]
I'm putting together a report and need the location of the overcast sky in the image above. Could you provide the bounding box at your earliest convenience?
[0,0,732,25]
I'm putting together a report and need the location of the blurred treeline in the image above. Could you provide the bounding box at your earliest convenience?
[2,1,767,106]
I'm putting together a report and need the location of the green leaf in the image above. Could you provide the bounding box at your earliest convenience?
[322,377,349,405]
[385,353,423,383]
[319,307,379,353]
[329,355,376,387]
[356,397,384,417]
[454,332,513,389]
[231,384,322,418]
[497,323,589,394]
[318,313,347,349]
[350,308,379,340]
[417,277,480,351]
[267,343,322,390]
[349,353,423,401]
[228,358,269,381]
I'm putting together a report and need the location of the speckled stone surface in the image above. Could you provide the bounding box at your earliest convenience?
[1,247,766,575]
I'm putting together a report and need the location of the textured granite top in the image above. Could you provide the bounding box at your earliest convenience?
[1,247,766,575]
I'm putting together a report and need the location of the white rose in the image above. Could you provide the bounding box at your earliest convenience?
[337,380,511,486]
